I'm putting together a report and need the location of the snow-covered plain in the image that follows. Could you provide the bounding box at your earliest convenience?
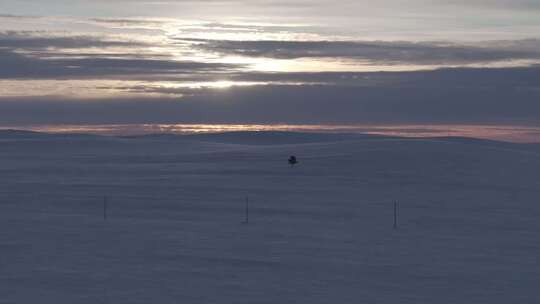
[1,130,540,303]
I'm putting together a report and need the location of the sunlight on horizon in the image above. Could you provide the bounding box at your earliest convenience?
[2,124,540,143]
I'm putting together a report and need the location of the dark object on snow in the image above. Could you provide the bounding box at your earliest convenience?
[288,155,298,167]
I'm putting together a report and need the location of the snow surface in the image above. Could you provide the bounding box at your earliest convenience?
[1,131,540,303]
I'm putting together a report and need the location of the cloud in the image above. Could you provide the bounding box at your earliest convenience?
[222,66,540,88]
[0,31,242,79]
[439,0,540,11]
[0,14,41,19]
[2,67,540,125]
[88,18,169,30]
[185,38,540,65]
[2,0,540,42]
[0,31,146,49]
[71,0,540,11]
[0,49,240,79]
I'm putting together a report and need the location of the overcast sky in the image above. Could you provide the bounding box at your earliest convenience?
[1,0,540,126]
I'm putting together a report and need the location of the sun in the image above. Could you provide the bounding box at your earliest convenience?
[209,80,236,89]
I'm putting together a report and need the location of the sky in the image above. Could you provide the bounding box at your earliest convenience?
[1,0,540,127]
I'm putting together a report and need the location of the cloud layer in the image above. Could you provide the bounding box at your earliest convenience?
[2,67,540,125]
[187,39,540,65]
[0,31,241,79]
[1,12,540,127]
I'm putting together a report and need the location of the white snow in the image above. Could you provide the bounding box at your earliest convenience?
[1,131,539,303]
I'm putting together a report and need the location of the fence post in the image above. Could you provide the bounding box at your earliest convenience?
[104,196,108,221]
[244,197,249,224]
[393,201,398,229]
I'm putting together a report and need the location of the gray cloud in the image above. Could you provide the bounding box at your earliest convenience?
[0,49,240,79]
[89,18,168,29]
[2,67,540,125]
[185,38,540,65]
[225,67,540,88]
[0,31,242,79]
[79,0,540,10]
[437,0,540,10]
[0,31,146,49]
[2,0,540,41]
[0,14,40,19]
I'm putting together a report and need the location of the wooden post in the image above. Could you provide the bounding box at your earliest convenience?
[104,196,108,221]
[244,197,249,224]
[393,201,398,229]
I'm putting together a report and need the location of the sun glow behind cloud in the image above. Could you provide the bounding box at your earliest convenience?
[0,79,315,98]
[2,14,540,98]
[3,123,540,143]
